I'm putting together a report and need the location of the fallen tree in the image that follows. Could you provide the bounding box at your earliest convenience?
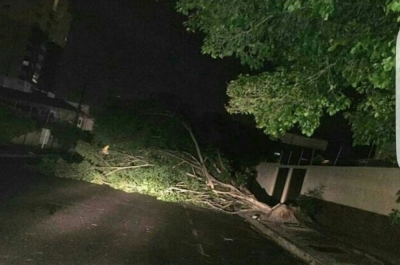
[37,107,275,215]
[161,121,272,214]
[38,137,273,215]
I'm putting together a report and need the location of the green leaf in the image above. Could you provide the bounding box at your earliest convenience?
[177,0,398,146]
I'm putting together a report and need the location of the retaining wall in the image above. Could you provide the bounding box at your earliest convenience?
[256,163,400,215]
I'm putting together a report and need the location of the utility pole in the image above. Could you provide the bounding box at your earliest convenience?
[74,65,86,126]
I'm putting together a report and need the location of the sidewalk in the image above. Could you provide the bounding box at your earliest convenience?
[241,212,400,265]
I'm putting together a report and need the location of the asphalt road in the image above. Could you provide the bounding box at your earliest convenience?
[0,158,305,265]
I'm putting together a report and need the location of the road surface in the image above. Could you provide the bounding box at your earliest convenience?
[0,158,304,265]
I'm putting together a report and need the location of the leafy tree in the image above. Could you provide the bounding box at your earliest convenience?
[176,0,400,146]
[94,99,195,152]
[0,104,36,145]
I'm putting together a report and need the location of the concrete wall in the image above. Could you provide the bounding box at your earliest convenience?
[256,163,400,216]
[303,166,400,215]
[11,129,58,148]
[0,76,35,93]
[57,108,76,123]
[11,131,41,146]
[256,163,279,196]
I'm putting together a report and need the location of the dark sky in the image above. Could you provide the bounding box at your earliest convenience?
[53,0,371,159]
[56,0,244,113]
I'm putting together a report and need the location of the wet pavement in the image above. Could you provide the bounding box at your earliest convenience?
[0,158,304,265]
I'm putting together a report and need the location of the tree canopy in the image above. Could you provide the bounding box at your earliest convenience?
[176,0,400,147]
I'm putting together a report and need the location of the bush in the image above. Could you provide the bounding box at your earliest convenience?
[0,104,36,145]
[389,209,400,225]
[389,190,400,225]
[38,157,95,181]
[93,101,195,153]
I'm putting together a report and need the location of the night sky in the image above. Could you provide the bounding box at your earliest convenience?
[56,0,244,114]
[53,0,371,161]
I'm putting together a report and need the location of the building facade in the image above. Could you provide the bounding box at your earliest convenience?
[0,0,71,92]
[0,1,90,148]
[0,0,71,47]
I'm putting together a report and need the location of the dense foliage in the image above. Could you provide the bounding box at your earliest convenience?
[93,100,194,153]
[38,141,203,202]
[176,0,400,146]
[38,102,257,209]
[0,104,36,145]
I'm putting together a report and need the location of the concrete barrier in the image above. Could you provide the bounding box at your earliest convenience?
[256,163,400,215]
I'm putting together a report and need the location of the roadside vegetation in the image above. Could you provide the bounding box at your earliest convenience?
[37,99,272,213]
[0,103,36,145]
[389,190,400,225]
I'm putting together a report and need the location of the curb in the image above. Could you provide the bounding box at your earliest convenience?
[240,213,325,265]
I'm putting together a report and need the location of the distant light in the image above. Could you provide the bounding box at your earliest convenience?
[273,152,280,156]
